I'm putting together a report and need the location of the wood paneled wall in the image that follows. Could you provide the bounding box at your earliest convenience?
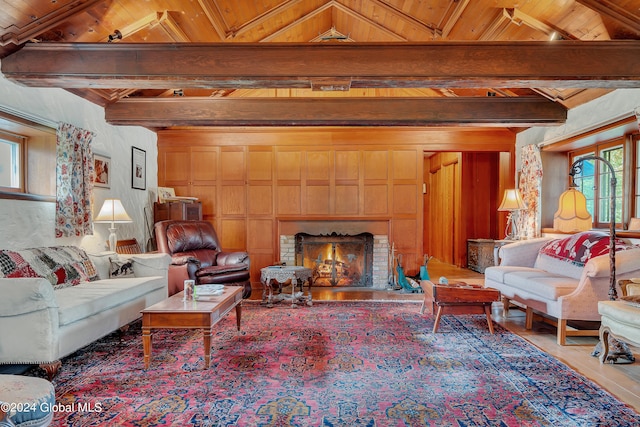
[157,127,516,283]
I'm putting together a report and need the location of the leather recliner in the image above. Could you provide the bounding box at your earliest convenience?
[154,220,252,298]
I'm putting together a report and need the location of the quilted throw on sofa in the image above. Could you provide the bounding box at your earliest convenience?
[539,231,635,267]
[0,246,98,289]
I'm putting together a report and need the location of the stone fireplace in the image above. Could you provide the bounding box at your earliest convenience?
[277,218,390,289]
[295,232,373,287]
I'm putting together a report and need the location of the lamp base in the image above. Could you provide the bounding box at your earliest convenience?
[504,212,520,240]
[108,228,117,252]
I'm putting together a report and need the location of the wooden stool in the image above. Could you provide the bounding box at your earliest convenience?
[420,280,501,334]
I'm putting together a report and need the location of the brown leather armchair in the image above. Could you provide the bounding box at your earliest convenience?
[154,220,251,298]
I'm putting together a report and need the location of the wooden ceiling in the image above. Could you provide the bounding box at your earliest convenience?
[1,0,639,130]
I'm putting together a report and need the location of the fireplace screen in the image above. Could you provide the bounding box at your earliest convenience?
[295,232,373,287]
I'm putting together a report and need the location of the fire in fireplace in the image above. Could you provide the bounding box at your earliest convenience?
[295,232,373,287]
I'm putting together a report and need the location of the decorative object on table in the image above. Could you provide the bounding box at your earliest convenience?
[93,153,110,188]
[157,187,176,203]
[131,146,146,190]
[94,198,133,251]
[183,280,195,301]
[44,302,640,426]
[498,188,527,240]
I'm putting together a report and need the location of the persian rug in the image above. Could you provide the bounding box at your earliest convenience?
[46,301,640,426]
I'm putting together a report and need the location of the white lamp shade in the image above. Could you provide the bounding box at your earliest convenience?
[94,199,133,223]
[553,188,592,232]
[498,189,527,211]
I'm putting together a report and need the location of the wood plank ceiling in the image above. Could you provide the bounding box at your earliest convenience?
[0,0,639,130]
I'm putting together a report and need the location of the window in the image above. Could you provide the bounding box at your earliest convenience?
[0,109,56,201]
[570,140,624,229]
[0,134,23,191]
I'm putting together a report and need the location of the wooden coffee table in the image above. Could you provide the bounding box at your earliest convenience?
[420,280,500,334]
[141,285,243,369]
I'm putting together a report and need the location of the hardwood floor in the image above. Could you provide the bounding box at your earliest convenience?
[250,259,640,412]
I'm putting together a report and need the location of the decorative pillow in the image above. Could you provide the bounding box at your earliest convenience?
[0,246,98,289]
[109,256,135,278]
[0,250,40,279]
[538,231,633,268]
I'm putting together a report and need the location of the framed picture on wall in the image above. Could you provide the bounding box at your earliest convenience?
[131,146,146,190]
[94,153,111,188]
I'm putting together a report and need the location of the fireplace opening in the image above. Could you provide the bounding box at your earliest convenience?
[295,232,373,287]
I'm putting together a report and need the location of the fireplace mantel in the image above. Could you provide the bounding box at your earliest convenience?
[277,217,391,236]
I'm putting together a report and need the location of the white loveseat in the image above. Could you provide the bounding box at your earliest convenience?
[485,232,640,345]
[0,247,170,378]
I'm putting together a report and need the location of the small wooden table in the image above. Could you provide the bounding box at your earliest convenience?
[420,280,500,334]
[260,266,313,308]
[141,285,242,369]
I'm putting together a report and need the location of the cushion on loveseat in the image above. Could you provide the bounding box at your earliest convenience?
[0,246,98,289]
[485,266,579,300]
[54,276,166,326]
[535,231,634,280]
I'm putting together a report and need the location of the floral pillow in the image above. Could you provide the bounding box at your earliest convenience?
[538,231,633,268]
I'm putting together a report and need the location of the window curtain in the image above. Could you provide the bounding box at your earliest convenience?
[55,123,96,238]
[517,144,543,239]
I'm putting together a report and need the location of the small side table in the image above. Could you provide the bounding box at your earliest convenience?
[260,266,313,308]
[420,280,501,334]
[467,239,511,272]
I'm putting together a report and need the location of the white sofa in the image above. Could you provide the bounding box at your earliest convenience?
[0,248,170,378]
[485,232,640,345]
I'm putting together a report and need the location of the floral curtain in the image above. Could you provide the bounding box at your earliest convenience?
[517,144,543,239]
[55,123,96,238]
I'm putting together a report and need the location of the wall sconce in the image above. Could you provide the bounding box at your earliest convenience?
[498,189,527,240]
[566,155,618,300]
[94,199,133,251]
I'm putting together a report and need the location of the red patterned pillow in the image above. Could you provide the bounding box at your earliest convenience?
[539,231,633,267]
[0,251,41,279]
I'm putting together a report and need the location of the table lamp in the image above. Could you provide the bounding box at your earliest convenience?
[94,199,133,251]
[498,189,527,240]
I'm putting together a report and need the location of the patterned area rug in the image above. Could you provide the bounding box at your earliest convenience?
[48,301,640,426]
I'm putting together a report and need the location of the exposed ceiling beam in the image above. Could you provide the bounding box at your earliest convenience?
[440,0,470,39]
[332,2,407,41]
[505,9,576,40]
[260,2,334,42]
[226,0,306,39]
[360,0,440,38]
[3,41,639,89]
[576,0,640,34]
[104,97,566,127]
[197,0,230,39]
